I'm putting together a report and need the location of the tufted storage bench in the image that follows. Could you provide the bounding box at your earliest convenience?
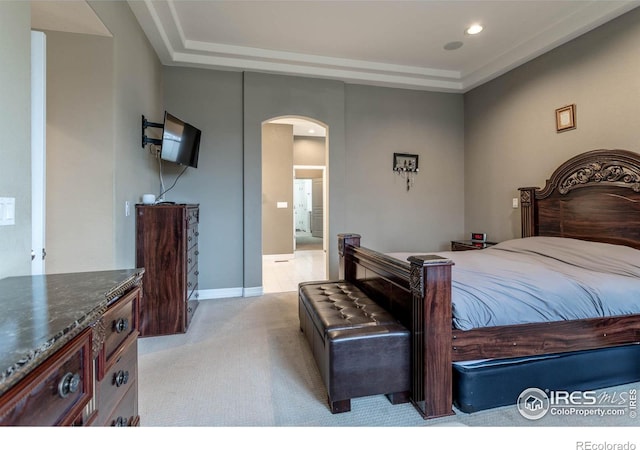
[298,280,410,413]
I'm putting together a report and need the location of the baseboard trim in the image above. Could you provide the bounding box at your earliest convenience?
[197,288,243,300]
[197,286,264,299]
[243,286,264,297]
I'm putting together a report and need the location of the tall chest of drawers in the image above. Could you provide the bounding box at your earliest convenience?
[135,204,199,337]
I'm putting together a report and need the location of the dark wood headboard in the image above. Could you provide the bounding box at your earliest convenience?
[519,149,640,249]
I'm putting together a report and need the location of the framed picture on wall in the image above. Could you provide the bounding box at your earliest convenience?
[555,104,576,132]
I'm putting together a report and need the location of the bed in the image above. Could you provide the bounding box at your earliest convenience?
[337,148,640,419]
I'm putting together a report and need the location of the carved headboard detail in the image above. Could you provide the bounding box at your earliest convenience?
[519,149,640,249]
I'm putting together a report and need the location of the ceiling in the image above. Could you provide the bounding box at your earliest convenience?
[31,1,640,93]
[127,0,640,93]
[30,1,640,135]
[31,1,111,37]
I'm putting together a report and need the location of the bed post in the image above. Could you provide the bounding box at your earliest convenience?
[519,187,538,238]
[338,233,361,280]
[407,255,455,420]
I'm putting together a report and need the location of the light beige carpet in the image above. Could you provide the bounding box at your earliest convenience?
[136,292,639,444]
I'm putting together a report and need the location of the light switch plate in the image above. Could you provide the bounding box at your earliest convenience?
[0,197,16,226]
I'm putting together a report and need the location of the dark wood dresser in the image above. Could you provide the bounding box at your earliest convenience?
[0,269,144,426]
[135,204,199,337]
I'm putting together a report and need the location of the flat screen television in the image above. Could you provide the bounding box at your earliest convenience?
[160,111,201,168]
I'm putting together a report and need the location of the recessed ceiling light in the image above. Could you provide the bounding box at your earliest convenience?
[308,129,315,133]
[465,24,483,35]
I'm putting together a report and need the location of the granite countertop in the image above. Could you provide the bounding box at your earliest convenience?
[0,268,144,396]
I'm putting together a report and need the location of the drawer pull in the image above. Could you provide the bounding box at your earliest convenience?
[114,318,129,334]
[113,370,130,387]
[58,372,81,398]
[113,416,129,427]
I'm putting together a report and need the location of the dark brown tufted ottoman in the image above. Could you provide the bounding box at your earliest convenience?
[298,280,410,413]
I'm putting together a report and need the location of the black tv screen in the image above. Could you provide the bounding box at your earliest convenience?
[160,111,201,168]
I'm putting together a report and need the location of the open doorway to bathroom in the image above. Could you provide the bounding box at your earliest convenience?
[262,117,327,293]
[294,167,324,251]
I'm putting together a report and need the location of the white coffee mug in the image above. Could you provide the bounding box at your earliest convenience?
[142,194,156,204]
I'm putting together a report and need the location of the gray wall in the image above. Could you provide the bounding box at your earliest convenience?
[0,2,31,279]
[344,84,465,252]
[89,0,164,270]
[243,72,347,289]
[42,2,163,274]
[4,2,635,296]
[262,123,294,255]
[162,67,244,290]
[161,69,465,293]
[45,31,114,273]
[464,7,640,243]
[0,2,162,280]
[294,136,326,166]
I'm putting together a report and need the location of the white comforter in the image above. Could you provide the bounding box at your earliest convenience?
[387,236,640,331]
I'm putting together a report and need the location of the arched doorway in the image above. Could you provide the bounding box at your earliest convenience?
[261,116,328,293]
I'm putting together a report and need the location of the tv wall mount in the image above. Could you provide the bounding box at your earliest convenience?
[141,115,163,148]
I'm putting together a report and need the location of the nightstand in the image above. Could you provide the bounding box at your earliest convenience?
[450,240,497,251]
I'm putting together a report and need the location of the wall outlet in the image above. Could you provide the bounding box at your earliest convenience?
[125,201,131,217]
[512,197,519,209]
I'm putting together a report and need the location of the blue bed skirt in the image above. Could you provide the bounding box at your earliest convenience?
[452,344,640,413]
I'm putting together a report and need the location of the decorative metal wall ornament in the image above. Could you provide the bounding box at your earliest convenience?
[393,153,419,191]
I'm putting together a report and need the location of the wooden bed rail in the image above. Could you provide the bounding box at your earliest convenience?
[338,233,455,419]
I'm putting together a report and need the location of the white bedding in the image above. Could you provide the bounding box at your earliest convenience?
[387,236,640,331]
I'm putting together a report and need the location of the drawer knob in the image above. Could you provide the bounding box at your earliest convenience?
[114,318,129,333]
[114,370,129,387]
[58,372,81,398]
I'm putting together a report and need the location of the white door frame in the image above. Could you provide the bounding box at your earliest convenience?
[31,31,47,275]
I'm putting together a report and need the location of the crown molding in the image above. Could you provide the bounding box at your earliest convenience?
[128,0,639,94]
